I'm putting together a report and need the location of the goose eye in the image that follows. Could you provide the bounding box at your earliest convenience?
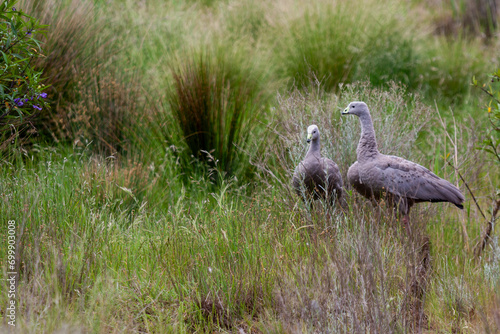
[351,105,355,108]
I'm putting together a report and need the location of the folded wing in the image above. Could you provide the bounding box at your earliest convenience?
[365,155,464,208]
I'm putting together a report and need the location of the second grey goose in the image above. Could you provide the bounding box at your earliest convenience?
[292,125,346,208]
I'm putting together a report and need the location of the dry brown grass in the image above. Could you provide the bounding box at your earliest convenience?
[424,0,498,39]
[20,0,98,133]
[65,70,142,155]
[18,0,141,154]
[266,201,434,332]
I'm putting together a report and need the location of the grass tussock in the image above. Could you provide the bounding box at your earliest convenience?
[65,69,144,155]
[167,47,270,178]
[273,2,363,91]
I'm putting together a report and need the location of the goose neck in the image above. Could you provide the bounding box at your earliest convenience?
[357,113,379,162]
[306,140,321,159]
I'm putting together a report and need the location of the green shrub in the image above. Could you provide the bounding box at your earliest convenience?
[356,32,418,90]
[274,3,361,91]
[0,0,49,153]
[417,37,488,104]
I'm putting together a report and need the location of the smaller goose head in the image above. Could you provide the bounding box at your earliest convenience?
[342,101,369,117]
[307,125,320,143]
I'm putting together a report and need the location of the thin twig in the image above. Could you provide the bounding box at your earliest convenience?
[475,199,500,257]
[445,158,487,221]
[478,85,500,104]
[484,125,500,164]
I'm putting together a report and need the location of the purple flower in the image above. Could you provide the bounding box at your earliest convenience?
[33,104,42,110]
[13,98,23,106]
[39,92,47,98]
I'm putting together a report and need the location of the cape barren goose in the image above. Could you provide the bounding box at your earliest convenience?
[292,125,346,209]
[342,102,464,225]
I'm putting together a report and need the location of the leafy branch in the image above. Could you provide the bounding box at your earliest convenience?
[471,69,500,257]
[0,0,49,152]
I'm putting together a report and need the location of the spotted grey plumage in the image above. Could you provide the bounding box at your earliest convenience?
[342,102,464,222]
[292,125,346,209]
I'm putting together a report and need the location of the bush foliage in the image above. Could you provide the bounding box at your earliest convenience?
[473,69,500,165]
[0,0,48,152]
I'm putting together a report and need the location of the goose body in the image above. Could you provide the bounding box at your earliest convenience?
[342,102,464,218]
[292,125,345,207]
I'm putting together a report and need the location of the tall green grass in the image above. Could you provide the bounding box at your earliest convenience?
[1,136,497,332]
[272,1,419,90]
[2,80,499,332]
[417,35,490,103]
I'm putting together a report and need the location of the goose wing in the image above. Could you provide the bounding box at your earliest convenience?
[362,155,464,207]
